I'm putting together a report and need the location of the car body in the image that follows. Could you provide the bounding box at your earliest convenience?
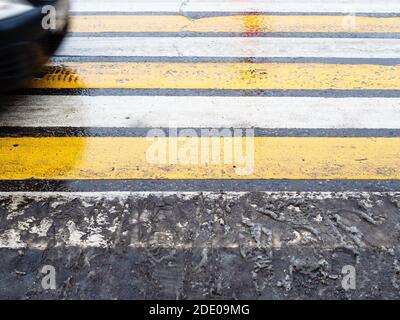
[0,0,69,92]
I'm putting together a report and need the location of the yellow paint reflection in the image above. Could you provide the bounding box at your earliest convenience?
[69,15,400,33]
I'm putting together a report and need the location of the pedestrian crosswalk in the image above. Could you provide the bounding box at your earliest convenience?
[69,0,400,14]
[27,61,400,91]
[1,136,400,179]
[2,0,400,299]
[3,96,400,129]
[57,37,400,58]
[68,15,400,35]
[0,0,398,189]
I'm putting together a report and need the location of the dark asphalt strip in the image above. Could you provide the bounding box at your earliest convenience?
[1,127,400,138]
[12,89,400,97]
[1,180,400,192]
[65,32,400,38]
[50,56,400,65]
[0,246,397,299]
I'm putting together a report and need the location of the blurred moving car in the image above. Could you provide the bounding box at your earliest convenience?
[0,0,69,92]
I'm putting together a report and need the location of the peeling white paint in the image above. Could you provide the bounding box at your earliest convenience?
[0,229,26,249]
[0,192,397,250]
[288,230,302,245]
[30,218,53,237]
[70,0,400,13]
[0,191,399,201]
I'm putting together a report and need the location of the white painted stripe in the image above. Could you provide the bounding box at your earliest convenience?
[57,37,400,59]
[0,191,391,199]
[3,96,400,129]
[70,0,400,13]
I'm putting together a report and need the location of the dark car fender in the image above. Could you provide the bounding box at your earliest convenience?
[0,0,69,92]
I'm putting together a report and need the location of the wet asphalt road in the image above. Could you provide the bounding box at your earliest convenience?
[2,0,400,299]
[2,191,400,299]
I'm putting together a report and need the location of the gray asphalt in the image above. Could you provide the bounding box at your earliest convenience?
[0,191,399,299]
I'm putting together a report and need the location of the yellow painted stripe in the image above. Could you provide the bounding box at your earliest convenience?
[69,15,400,33]
[29,62,400,90]
[1,137,400,180]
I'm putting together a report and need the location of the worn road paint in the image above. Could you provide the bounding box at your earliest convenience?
[3,96,400,129]
[28,62,400,90]
[69,0,400,14]
[1,137,400,179]
[68,15,400,33]
[0,190,397,249]
[58,37,400,58]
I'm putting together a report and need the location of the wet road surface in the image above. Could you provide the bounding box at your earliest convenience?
[1,0,400,299]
